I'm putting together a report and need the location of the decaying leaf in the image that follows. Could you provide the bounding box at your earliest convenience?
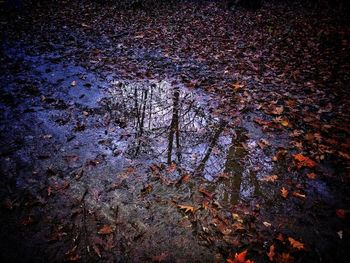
[98,224,113,235]
[178,204,195,214]
[280,187,289,198]
[288,237,305,250]
[267,244,275,261]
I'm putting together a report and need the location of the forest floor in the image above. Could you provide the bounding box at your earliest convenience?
[0,0,349,262]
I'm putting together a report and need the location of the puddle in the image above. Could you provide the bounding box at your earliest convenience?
[101,80,281,204]
[1,45,345,262]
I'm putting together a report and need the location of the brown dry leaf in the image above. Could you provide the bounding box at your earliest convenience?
[267,244,275,261]
[261,175,278,182]
[178,204,195,214]
[280,187,289,198]
[292,191,306,199]
[288,237,305,250]
[199,188,214,199]
[232,82,244,90]
[98,224,113,235]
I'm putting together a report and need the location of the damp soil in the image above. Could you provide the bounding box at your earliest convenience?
[1,1,350,263]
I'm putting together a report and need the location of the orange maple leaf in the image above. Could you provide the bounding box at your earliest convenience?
[227,249,254,263]
[293,154,316,169]
[280,187,289,198]
[288,237,305,250]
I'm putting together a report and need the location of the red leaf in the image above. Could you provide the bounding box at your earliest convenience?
[336,209,346,219]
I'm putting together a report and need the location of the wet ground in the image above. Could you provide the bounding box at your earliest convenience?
[1,1,350,262]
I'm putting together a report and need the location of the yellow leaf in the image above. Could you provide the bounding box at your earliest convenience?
[178,205,195,213]
[288,237,305,250]
[280,120,289,127]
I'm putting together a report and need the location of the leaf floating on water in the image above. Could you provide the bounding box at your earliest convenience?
[178,204,195,214]
[98,224,113,235]
[288,237,305,250]
[280,187,289,198]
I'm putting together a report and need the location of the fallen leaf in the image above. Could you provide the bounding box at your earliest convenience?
[263,221,272,227]
[232,82,244,90]
[293,154,316,169]
[178,205,195,214]
[267,244,275,261]
[261,175,278,182]
[288,237,305,250]
[227,249,254,263]
[280,187,289,198]
[292,191,306,199]
[306,172,316,180]
[199,188,214,199]
[336,209,346,219]
[98,225,113,235]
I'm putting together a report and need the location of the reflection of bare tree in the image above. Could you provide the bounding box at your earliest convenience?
[195,121,226,174]
[108,81,232,178]
[167,88,181,164]
[221,129,247,205]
